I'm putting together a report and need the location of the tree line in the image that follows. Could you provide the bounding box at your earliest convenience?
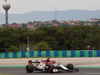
[0,25,100,52]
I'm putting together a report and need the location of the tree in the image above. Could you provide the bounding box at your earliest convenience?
[5,45,19,52]
[36,42,52,51]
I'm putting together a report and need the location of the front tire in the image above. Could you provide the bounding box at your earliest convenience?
[26,64,34,73]
[66,64,74,72]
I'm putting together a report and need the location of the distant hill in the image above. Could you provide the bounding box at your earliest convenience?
[1,9,100,24]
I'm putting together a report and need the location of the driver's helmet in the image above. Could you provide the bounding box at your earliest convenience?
[47,58,50,62]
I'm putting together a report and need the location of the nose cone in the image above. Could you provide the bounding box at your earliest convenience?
[2,2,11,10]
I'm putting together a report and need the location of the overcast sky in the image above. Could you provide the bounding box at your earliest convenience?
[0,0,100,14]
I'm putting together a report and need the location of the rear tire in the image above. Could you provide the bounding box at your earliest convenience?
[26,64,34,73]
[66,64,74,72]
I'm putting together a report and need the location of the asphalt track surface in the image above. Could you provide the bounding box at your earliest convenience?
[0,67,100,75]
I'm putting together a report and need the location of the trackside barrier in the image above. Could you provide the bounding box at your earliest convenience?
[0,50,100,58]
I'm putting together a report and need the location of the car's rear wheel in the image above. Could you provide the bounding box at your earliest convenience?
[26,64,34,73]
[66,64,74,72]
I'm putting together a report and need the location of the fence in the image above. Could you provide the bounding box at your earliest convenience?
[0,50,100,58]
[19,45,38,51]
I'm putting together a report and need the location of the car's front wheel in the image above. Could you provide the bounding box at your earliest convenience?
[66,64,74,72]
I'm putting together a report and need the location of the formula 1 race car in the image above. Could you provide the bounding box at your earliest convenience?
[26,58,79,73]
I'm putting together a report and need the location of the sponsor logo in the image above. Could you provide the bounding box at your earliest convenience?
[53,69,57,72]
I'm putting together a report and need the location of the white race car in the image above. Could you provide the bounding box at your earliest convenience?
[26,58,79,73]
